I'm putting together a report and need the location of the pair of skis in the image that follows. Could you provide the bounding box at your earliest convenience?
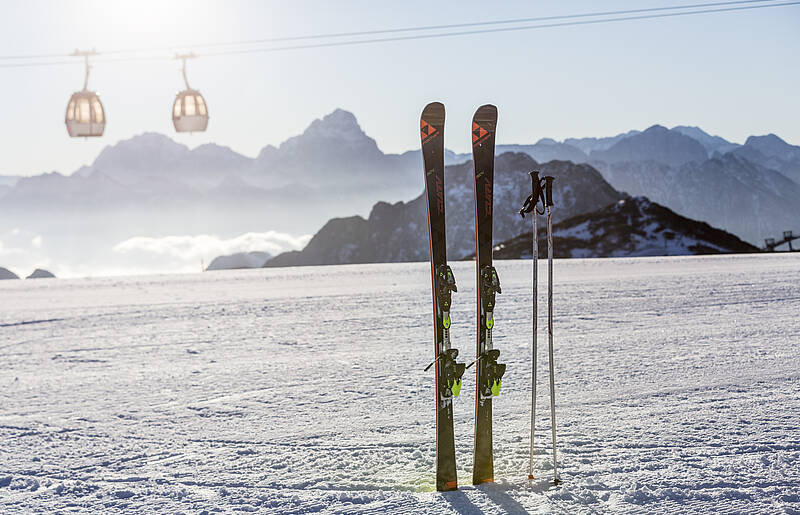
[520,172,560,485]
[421,102,506,491]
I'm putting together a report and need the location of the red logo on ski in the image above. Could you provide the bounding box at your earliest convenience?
[421,119,439,144]
[472,122,490,146]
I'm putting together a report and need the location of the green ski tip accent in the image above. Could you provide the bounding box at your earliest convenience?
[486,315,494,329]
[451,379,462,397]
[443,316,451,329]
[491,379,501,396]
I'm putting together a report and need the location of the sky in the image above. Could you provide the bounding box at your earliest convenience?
[0,0,798,177]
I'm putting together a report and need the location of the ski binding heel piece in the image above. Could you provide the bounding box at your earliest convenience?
[438,348,466,399]
[480,350,506,398]
[451,362,466,397]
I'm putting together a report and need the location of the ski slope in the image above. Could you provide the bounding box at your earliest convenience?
[1,254,799,513]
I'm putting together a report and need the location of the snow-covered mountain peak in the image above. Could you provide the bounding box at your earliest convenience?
[193,142,234,153]
[642,124,669,134]
[744,133,799,160]
[98,132,188,156]
[302,109,367,143]
[89,132,189,175]
[591,124,708,167]
[672,126,739,155]
[190,142,252,165]
[276,108,381,157]
[746,133,786,147]
[563,129,641,154]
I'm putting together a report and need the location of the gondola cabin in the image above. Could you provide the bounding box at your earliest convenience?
[65,50,105,138]
[172,53,208,133]
[172,89,208,133]
[65,90,105,138]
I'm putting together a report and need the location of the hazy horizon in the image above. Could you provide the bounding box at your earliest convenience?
[12,111,800,179]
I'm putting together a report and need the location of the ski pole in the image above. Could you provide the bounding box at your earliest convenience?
[529,171,540,483]
[519,171,545,482]
[544,175,559,485]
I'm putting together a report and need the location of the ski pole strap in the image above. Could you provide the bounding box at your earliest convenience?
[519,170,546,218]
[544,176,555,207]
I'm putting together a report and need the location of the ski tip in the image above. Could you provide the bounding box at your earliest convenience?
[422,101,445,117]
[421,102,445,138]
[472,104,497,122]
[472,105,497,141]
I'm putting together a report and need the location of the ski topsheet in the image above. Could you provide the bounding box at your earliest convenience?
[471,104,505,485]
[421,102,465,492]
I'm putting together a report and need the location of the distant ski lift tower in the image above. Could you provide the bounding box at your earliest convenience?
[764,231,798,252]
[172,53,209,133]
[784,231,794,251]
[65,49,105,138]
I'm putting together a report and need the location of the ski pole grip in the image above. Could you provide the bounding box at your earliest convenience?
[529,170,540,190]
[544,176,555,207]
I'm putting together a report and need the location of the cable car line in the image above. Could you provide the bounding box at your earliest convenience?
[94,0,786,52]
[0,0,793,66]
[2,0,795,138]
[195,1,800,58]
[0,55,172,69]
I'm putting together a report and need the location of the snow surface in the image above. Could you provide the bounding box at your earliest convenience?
[1,254,799,513]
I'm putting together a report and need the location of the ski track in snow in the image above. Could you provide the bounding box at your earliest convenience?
[1,254,799,513]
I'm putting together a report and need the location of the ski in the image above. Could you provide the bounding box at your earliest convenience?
[471,104,505,485]
[421,101,466,492]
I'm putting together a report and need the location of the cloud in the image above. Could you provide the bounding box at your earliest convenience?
[0,231,37,258]
[112,231,311,260]
[0,229,51,277]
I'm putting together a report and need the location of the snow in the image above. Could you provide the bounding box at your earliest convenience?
[1,253,799,513]
[556,220,592,240]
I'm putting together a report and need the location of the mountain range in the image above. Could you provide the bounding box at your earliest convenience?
[1,110,424,235]
[264,157,758,267]
[265,153,622,267]
[439,125,800,245]
[0,108,797,276]
[489,196,758,259]
[0,267,56,279]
